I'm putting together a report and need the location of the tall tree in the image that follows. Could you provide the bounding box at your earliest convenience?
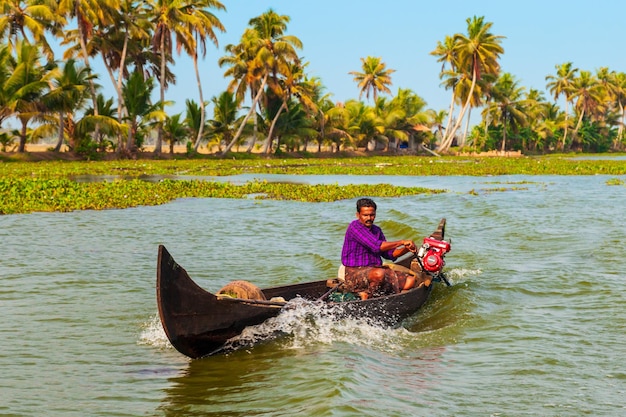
[219,28,265,152]
[546,62,578,150]
[483,73,527,152]
[349,56,395,103]
[58,0,120,130]
[0,0,63,59]
[6,42,55,152]
[438,16,504,152]
[220,9,302,155]
[571,70,604,141]
[431,35,459,148]
[121,70,166,151]
[41,58,96,151]
[162,113,188,153]
[205,91,240,152]
[149,0,192,154]
[183,0,226,151]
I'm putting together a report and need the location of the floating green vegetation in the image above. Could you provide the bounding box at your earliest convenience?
[0,178,446,214]
[2,154,626,180]
[606,178,625,186]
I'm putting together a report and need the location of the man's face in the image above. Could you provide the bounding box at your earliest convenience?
[357,206,376,228]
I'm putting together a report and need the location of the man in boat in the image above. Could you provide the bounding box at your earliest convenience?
[341,198,417,300]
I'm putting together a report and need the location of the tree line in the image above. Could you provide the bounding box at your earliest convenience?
[0,2,624,156]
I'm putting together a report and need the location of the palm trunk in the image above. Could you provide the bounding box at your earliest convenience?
[439,70,477,152]
[222,74,268,155]
[53,112,65,152]
[193,53,205,152]
[561,99,570,150]
[76,5,100,144]
[155,36,166,155]
[246,90,260,153]
[263,100,287,154]
[461,106,472,147]
[18,120,27,153]
[500,116,508,153]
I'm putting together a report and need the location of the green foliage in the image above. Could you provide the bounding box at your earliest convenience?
[0,178,444,214]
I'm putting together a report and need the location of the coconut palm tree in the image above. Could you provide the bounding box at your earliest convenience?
[483,73,527,152]
[186,0,225,151]
[122,70,166,151]
[162,113,188,153]
[546,62,578,150]
[571,70,604,144]
[609,71,626,149]
[0,45,16,130]
[93,0,153,144]
[41,58,96,152]
[439,16,504,152]
[349,56,395,103]
[6,42,55,152]
[205,90,242,152]
[219,28,266,152]
[58,0,120,127]
[0,0,64,59]
[344,99,384,150]
[430,35,459,148]
[220,9,302,155]
[149,0,200,154]
[263,61,316,154]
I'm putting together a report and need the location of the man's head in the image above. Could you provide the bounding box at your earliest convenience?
[356,198,377,228]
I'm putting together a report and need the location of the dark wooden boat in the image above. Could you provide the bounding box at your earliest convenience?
[157,219,449,359]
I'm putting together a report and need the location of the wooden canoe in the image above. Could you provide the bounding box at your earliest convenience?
[157,218,448,359]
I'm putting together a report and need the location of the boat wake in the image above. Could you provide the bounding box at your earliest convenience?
[138,314,172,349]
[219,298,417,355]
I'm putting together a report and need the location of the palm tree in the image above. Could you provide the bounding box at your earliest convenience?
[148,0,195,154]
[41,58,96,152]
[122,71,166,151]
[610,71,626,149]
[349,56,395,103]
[163,113,188,153]
[263,61,315,154]
[546,62,578,150]
[344,99,384,150]
[6,42,55,152]
[183,0,226,151]
[439,16,504,152]
[571,70,604,144]
[0,45,16,130]
[0,0,64,59]
[430,35,458,145]
[94,0,153,147]
[220,9,302,155]
[205,90,241,152]
[184,99,205,150]
[58,0,120,129]
[483,73,527,152]
[219,28,265,152]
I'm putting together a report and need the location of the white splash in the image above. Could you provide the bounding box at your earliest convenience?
[138,313,172,349]
[221,298,413,354]
[443,267,482,284]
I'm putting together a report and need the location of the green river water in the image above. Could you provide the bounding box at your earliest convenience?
[1,174,624,416]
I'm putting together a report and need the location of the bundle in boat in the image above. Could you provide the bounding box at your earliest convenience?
[217,280,267,300]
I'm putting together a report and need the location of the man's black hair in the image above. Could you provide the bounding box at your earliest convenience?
[356,198,377,212]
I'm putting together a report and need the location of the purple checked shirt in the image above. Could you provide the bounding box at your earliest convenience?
[341,219,396,267]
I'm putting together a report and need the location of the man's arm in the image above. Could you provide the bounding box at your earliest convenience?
[380,240,416,258]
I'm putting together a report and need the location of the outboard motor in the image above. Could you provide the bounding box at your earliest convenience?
[417,236,451,273]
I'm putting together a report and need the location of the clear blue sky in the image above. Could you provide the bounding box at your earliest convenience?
[96,1,626,117]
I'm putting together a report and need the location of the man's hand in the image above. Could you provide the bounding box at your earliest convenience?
[402,240,417,252]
